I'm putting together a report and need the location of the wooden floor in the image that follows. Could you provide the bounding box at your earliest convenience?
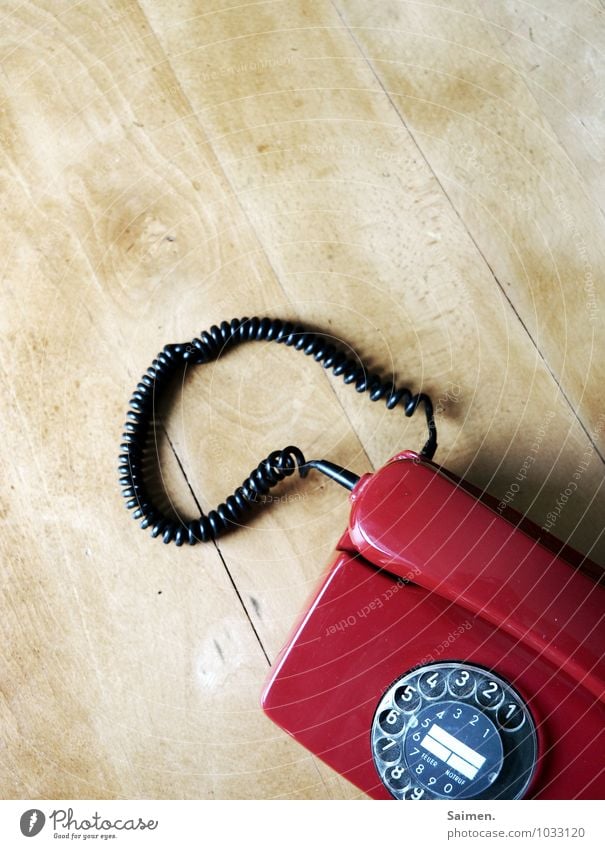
[1,0,604,800]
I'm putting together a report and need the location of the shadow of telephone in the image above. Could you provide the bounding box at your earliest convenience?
[120,317,604,800]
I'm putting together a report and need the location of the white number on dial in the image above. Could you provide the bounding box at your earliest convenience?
[482,682,499,699]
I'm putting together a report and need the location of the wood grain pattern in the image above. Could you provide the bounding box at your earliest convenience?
[1,0,603,799]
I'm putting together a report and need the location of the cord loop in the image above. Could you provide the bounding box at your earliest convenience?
[119,317,437,545]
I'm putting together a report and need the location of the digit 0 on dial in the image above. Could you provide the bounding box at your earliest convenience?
[370,662,537,800]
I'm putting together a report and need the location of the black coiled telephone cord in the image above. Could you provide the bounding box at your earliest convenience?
[119,317,437,546]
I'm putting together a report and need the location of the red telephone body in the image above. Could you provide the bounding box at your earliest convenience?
[262,452,605,800]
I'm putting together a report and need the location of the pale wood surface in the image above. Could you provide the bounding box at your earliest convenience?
[1,0,603,799]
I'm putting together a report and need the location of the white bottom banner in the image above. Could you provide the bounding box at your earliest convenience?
[0,799,602,849]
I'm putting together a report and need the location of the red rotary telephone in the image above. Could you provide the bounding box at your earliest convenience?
[262,451,605,800]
